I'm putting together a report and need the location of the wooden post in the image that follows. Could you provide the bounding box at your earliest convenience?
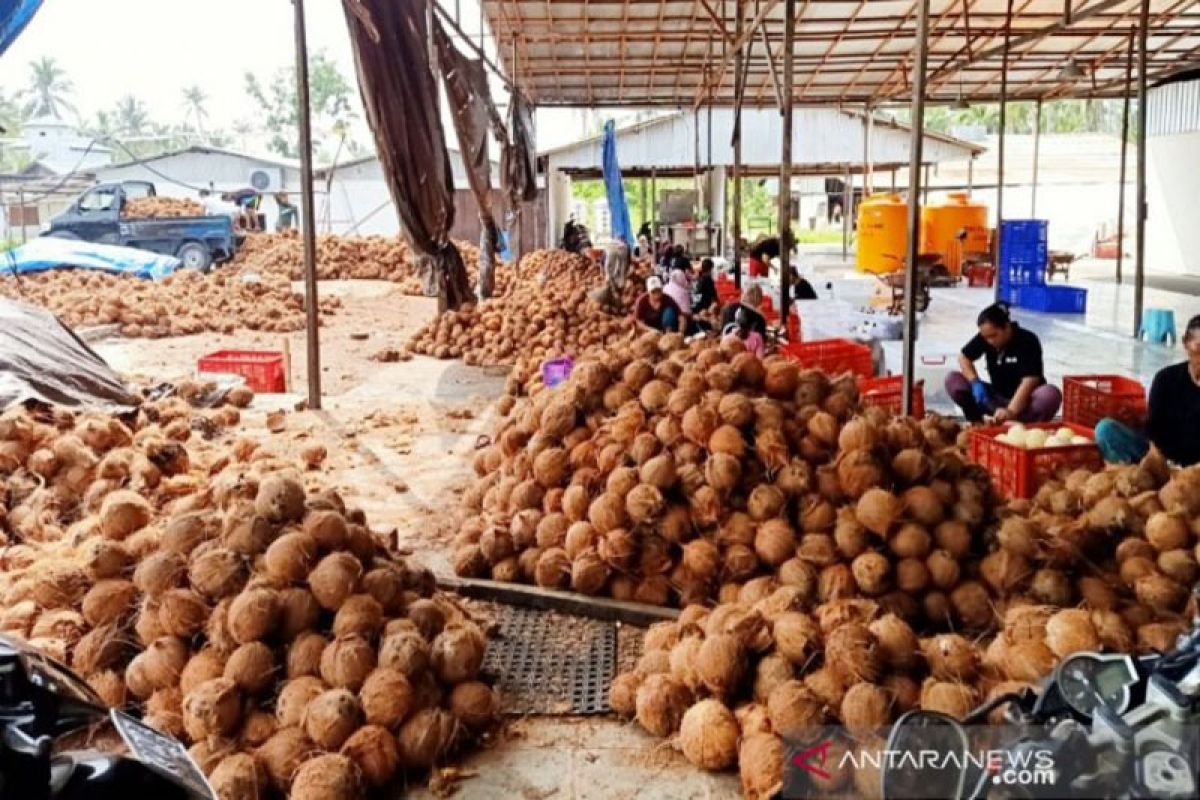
[902,0,931,417]
[293,0,321,410]
[732,0,745,288]
[864,104,874,195]
[1133,0,1149,335]
[778,0,795,324]
[1116,29,1134,285]
[1031,99,1043,217]
[994,0,1014,301]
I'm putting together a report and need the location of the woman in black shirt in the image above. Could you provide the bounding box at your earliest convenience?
[1095,314,1200,465]
[945,304,1062,422]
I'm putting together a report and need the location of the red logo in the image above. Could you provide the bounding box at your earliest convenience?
[791,739,834,780]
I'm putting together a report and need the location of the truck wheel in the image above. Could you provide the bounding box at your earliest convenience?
[177,242,212,272]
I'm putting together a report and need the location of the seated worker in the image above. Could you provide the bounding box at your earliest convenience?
[790,267,818,300]
[945,303,1062,423]
[669,244,692,274]
[1094,314,1200,466]
[720,284,769,339]
[723,306,765,358]
[693,258,718,314]
[633,276,685,333]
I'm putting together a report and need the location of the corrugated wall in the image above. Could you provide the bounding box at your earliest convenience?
[1149,77,1200,137]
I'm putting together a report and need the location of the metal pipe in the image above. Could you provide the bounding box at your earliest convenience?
[842,165,851,260]
[1032,98,1043,217]
[902,0,931,418]
[293,0,321,410]
[864,104,874,195]
[1116,29,1134,286]
[994,0,1014,301]
[779,0,795,325]
[968,156,974,195]
[733,0,744,288]
[1134,0,1149,336]
[923,164,931,205]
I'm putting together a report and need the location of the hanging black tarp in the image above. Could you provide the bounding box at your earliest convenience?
[504,90,538,207]
[433,20,502,298]
[342,0,472,310]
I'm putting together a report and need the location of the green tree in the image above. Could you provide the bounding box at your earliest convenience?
[114,95,150,136]
[0,89,22,133]
[181,85,209,139]
[243,51,356,159]
[22,56,74,118]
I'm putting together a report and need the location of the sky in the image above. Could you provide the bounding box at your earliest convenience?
[0,0,598,153]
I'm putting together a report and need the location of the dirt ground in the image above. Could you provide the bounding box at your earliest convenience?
[88,278,737,798]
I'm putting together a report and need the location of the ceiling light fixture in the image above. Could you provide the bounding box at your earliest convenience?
[1058,59,1086,81]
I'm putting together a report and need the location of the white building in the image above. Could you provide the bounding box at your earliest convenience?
[1146,72,1200,275]
[17,114,113,175]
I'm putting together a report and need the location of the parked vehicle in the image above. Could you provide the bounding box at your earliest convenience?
[46,181,237,271]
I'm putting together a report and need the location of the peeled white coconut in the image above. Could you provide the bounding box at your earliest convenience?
[1070,436,1090,445]
[1044,436,1069,447]
[1056,427,1074,440]
[1024,430,1048,449]
[1009,423,1027,437]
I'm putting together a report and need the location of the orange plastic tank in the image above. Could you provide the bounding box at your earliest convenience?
[920,192,989,276]
[855,193,908,274]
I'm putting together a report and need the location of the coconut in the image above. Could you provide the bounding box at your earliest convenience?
[693,633,745,697]
[81,579,139,627]
[739,733,786,800]
[705,452,743,492]
[1146,512,1190,552]
[1134,572,1188,611]
[339,725,400,787]
[851,551,891,596]
[395,707,459,769]
[752,652,794,702]
[807,411,839,446]
[772,611,820,665]
[1004,639,1058,682]
[919,679,978,719]
[856,489,902,536]
[824,623,881,683]
[752,518,795,568]
[303,509,348,551]
[188,547,248,599]
[221,506,275,556]
[625,484,665,524]
[448,680,498,732]
[210,753,267,800]
[333,594,384,639]
[83,539,132,581]
[290,753,361,800]
[677,699,739,772]
[162,512,215,556]
[145,687,185,738]
[934,520,973,559]
[378,629,430,678]
[263,532,319,584]
[1043,608,1101,659]
[869,614,919,671]
[430,622,486,684]
[922,634,980,681]
[277,587,322,639]
[276,676,327,728]
[255,474,306,523]
[634,673,692,737]
[224,641,276,695]
[609,672,643,717]
[835,449,884,500]
[320,635,376,691]
[71,624,130,675]
[183,677,242,740]
[154,588,210,638]
[308,552,363,610]
[709,425,747,459]
[99,490,153,539]
[980,550,1031,594]
[1138,621,1187,653]
[240,710,279,749]
[841,682,892,732]
[570,550,609,595]
[766,679,825,741]
[133,551,186,597]
[303,687,363,749]
[256,727,318,791]
[226,587,279,644]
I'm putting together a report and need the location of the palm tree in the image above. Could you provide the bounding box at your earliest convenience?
[0,89,22,132]
[181,85,208,140]
[114,95,150,137]
[22,56,74,118]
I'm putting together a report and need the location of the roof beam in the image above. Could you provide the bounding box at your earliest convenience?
[693,0,784,109]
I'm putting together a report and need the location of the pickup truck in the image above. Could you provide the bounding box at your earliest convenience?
[45,180,237,271]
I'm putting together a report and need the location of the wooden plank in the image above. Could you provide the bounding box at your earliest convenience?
[437,575,680,626]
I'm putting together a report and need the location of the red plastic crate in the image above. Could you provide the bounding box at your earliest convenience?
[968,421,1102,499]
[858,375,926,417]
[197,350,286,393]
[965,264,995,288]
[1063,375,1147,429]
[779,338,873,378]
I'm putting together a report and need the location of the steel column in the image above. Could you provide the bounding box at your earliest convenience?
[842,165,851,260]
[733,0,744,287]
[902,0,931,417]
[1116,29,1134,286]
[778,0,795,324]
[994,0,1014,301]
[293,0,321,409]
[1133,0,1149,335]
[1032,99,1042,217]
[864,104,874,195]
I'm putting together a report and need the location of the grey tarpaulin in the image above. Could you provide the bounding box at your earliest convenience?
[0,298,136,410]
[434,20,501,299]
[342,0,472,311]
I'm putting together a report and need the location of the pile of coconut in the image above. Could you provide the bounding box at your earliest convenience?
[452,331,983,610]
[122,196,206,219]
[232,231,508,296]
[407,249,648,368]
[602,448,1198,799]
[0,403,496,799]
[0,265,343,339]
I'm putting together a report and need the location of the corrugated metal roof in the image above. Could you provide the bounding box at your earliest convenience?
[476,0,1200,107]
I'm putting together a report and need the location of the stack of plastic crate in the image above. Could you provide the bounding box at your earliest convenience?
[996,220,1087,314]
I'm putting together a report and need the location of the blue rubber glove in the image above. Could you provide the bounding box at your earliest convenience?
[970,379,989,406]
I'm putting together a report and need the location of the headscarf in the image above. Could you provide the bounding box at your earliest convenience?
[741,284,763,311]
[664,268,692,314]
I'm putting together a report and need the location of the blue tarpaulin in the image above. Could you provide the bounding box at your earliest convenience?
[2,237,181,280]
[602,120,633,246]
[0,0,44,58]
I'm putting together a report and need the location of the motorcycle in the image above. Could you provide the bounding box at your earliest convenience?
[881,589,1200,800]
[0,634,214,799]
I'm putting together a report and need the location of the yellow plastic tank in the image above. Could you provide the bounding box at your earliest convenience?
[855,192,908,274]
[920,192,989,276]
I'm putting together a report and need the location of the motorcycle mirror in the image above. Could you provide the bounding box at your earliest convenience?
[882,710,971,800]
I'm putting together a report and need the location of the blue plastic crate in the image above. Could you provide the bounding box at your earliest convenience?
[998,220,1048,274]
[1009,285,1087,314]
[999,260,1047,288]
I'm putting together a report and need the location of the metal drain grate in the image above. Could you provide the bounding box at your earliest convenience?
[482,605,617,715]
